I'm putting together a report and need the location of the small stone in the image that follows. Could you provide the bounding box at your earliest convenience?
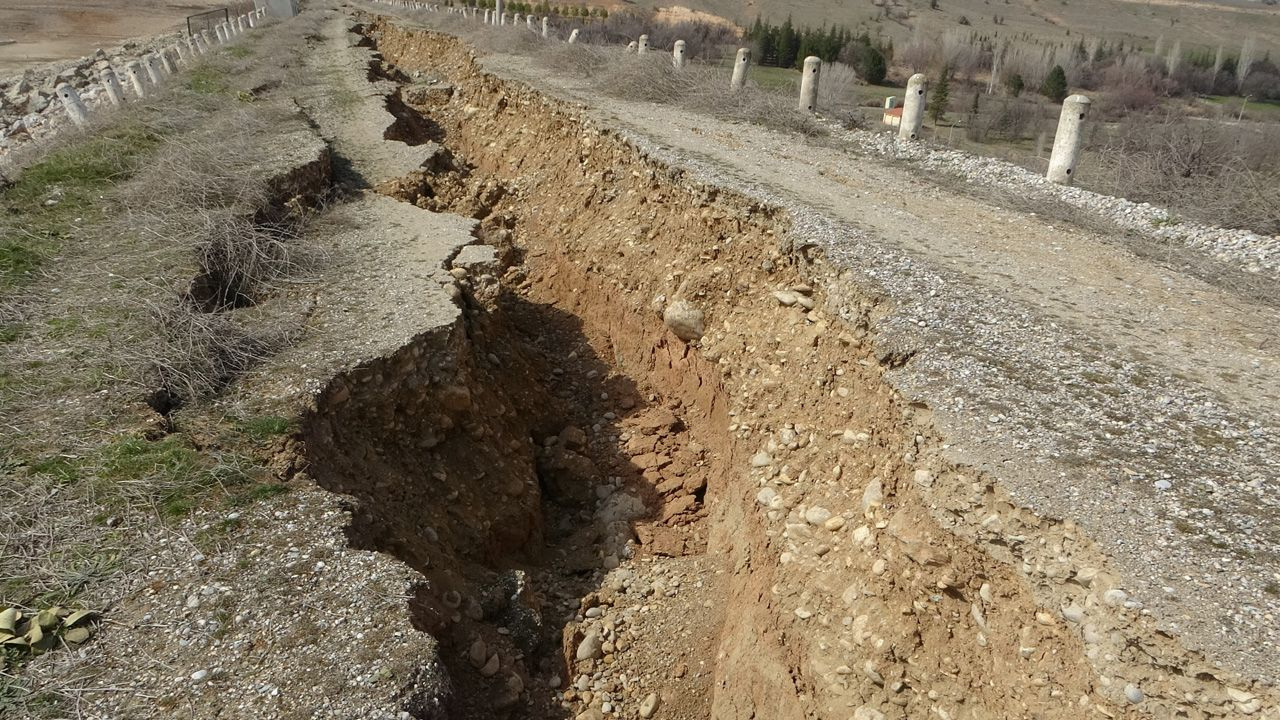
[639,692,659,718]
[468,638,488,668]
[772,290,798,306]
[662,300,705,342]
[804,506,832,525]
[480,653,501,677]
[1061,604,1085,623]
[751,451,773,467]
[853,708,886,720]
[823,516,846,531]
[756,488,778,506]
[190,669,209,682]
[576,631,603,661]
[1123,684,1143,704]
[794,607,813,619]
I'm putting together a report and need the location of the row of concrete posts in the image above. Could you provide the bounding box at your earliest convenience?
[375,2,1090,185]
[56,8,267,129]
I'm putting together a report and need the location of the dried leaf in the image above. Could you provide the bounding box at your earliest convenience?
[0,608,19,634]
[63,610,93,628]
[64,627,91,644]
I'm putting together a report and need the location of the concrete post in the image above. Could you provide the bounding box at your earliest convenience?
[233,16,242,33]
[673,40,686,68]
[730,47,750,90]
[101,67,126,106]
[512,13,520,25]
[542,17,549,38]
[495,0,504,24]
[898,73,927,140]
[202,30,214,50]
[568,28,579,44]
[527,14,534,30]
[247,12,256,28]
[145,54,165,84]
[126,61,149,98]
[798,55,820,113]
[187,37,200,57]
[175,43,188,66]
[627,41,637,53]
[637,34,649,54]
[1047,94,1091,185]
[160,49,178,75]
[56,83,90,127]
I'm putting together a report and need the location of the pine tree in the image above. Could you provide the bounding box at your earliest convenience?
[1040,64,1068,102]
[929,64,951,123]
[862,47,887,85]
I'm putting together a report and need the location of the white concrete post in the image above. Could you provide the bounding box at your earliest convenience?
[899,73,928,140]
[175,43,188,66]
[798,55,820,113]
[56,83,90,127]
[495,0,504,24]
[637,34,648,54]
[542,17,549,38]
[101,67,126,106]
[145,54,165,84]
[202,30,214,50]
[215,24,226,43]
[673,40,686,68]
[512,13,520,25]
[247,12,256,28]
[1047,94,1091,185]
[483,9,490,24]
[626,41,637,53]
[527,15,533,30]
[186,37,200,57]
[126,61,149,98]
[730,47,750,90]
[568,28,579,44]
[160,49,178,74]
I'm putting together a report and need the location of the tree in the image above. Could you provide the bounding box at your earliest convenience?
[930,64,951,123]
[1006,72,1024,96]
[863,47,887,84]
[1041,64,1068,102]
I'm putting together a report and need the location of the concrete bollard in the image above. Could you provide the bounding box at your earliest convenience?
[1047,94,1091,185]
[145,54,165,84]
[626,41,637,53]
[637,34,649,54]
[495,0,504,24]
[898,73,928,140]
[247,13,256,28]
[526,14,533,30]
[202,30,214,50]
[101,67,126,106]
[512,13,520,25]
[542,17,549,38]
[568,28,579,44]
[215,24,227,43]
[673,40,686,68]
[126,61,149,98]
[730,47,750,90]
[175,43,188,66]
[798,55,820,113]
[484,9,490,24]
[160,48,178,74]
[56,83,90,127]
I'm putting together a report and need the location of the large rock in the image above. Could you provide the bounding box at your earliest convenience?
[662,300,704,342]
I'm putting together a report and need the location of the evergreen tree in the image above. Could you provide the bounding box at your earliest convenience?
[863,47,887,84]
[929,64,951,123]
[1006,72,1024,96]
[1040,64,1068,102]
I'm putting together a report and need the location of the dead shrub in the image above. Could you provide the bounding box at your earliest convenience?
[1083,111,1280,235]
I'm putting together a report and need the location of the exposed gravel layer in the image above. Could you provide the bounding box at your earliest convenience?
[365,11,1280,685]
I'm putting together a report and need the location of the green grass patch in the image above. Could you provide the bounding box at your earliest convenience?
[233,414,293,441]
[25,433,263,520]
[226,45,253,59]
[187,65,230,94]
[0,122,160,293]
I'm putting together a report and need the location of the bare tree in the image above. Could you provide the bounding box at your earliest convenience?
[1166,40,1181,76]
[1238,36,1257,93]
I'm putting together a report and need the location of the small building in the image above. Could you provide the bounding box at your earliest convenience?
[882,96,903,127]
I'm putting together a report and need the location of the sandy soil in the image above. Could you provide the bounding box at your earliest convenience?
[0,1,230,74]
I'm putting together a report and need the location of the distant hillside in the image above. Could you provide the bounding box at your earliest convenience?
[627,0,1279,56]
